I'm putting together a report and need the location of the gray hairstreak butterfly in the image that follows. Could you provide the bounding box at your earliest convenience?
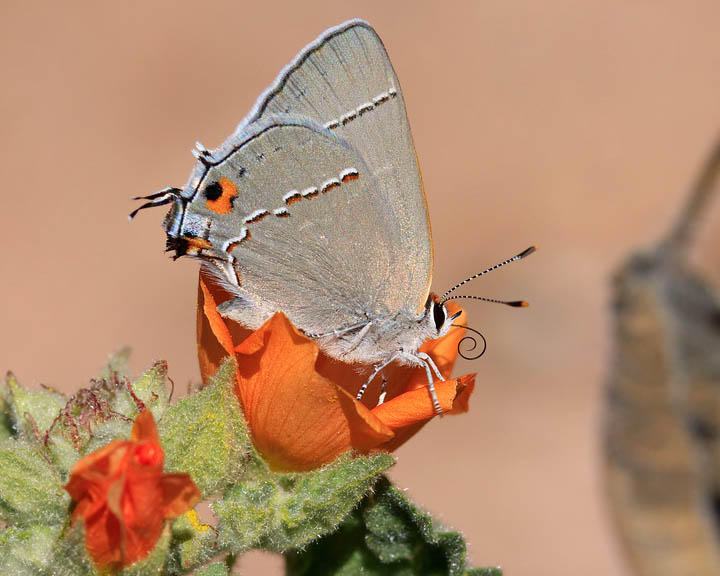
[131,19,534,413]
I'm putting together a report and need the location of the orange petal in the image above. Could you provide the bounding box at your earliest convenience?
[65,440,128,491]
[159,474,202,518]
[130,410,160,445]
[82,507,123,568]
[314,353,371,401]
[447,373,475,415]
[371,378,459,428]
[372,373,476,452]
[234,312,393,471]
[197,270,239,385]
[121,523,161,567]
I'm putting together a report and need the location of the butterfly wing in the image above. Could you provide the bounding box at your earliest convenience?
[238,19,433,315]
[170,20,433,335]
[179,117,407,335]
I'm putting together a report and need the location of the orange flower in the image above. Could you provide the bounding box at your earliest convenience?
[198,269,475,472]
[64,411,201,571]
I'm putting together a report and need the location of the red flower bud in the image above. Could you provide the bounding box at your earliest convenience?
[64,411,200,571]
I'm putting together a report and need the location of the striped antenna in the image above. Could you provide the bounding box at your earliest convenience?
[440,246,536,302]
[443,295,529,308]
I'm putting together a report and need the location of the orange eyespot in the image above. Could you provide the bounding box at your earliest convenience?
[205,177,238,214]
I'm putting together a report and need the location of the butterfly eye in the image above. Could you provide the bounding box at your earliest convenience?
[432,301,446,332]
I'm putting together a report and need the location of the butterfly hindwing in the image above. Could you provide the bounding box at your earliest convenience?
[184,117,404,335]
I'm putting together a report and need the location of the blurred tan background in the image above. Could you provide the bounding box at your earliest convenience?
[3,1,720,574]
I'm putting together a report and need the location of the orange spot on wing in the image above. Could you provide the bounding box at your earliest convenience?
[206,177,238,214]
[286,194,302,206]
[182,236,212,255]
[185,236,212,255]
[341,172,359,183]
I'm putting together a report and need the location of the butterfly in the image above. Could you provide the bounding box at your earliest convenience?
[131,19,533,413]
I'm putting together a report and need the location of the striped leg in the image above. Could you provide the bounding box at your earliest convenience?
[356,353,400,401]
[416,351,445,382]
[377,373,388,406]
[401,352,443,415]
[419,358,441,415]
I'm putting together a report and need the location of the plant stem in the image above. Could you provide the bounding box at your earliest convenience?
[661,134,720,261]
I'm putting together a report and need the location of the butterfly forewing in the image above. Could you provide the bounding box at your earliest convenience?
[240,19,433,315]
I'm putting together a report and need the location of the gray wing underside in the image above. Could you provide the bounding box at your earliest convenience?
[216,19,433,316]
[201,119,404,335]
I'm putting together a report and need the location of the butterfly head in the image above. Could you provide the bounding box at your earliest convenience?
[426,295,462,338]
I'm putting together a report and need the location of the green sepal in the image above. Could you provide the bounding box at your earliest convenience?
[215,452,395,554]
[108,361,170,421]
[0,524,62,575]
[43,431,80,480]
[166,510,219,573]
[43,361,168,478]
[131,360,170,420]
[0,439,69,526]
[6,372,65,438]
[45,522,95,576]
[98,347,132,381]
[286,476,498,576]
[159,358,250,496]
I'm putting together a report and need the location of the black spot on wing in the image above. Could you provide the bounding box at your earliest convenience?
[204,182,223,201]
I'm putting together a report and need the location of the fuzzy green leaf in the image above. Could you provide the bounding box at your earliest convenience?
[6,373,65,438]
[80,418,133,457]
[160,358,250,496]
[0,439,69,526]
[166,510,219,573]
[286,476,498,576]
[215,452,394,553]
[195,561,230,576]
[0,525,61,575]
[45,523,95,576]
